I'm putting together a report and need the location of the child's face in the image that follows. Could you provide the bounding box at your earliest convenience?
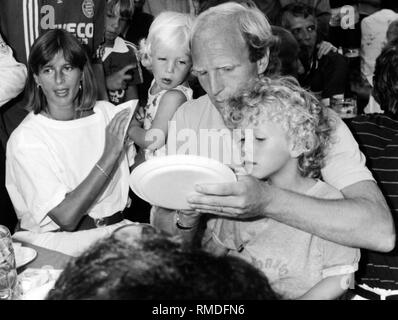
[151,41,192,91]
[241,119,294,181]
[105,9,129,45]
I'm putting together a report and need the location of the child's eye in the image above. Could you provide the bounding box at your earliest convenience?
[158,57,166,61]
[178,60,187,65]
[255,137,266,141]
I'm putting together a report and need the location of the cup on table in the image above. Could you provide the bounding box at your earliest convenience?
[0,225,19,300]
[330,96,357,119]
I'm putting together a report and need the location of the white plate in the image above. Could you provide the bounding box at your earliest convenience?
[129,155,237,210]
[13,246,37,269]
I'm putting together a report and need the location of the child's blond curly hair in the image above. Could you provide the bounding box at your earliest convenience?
[225,76,335,179]
[139,11,193,71]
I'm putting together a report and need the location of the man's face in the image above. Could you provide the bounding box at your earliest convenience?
[191,21,263,111]
[286,14,317,56]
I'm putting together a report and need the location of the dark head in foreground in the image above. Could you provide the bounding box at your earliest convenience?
[46,223,279,300]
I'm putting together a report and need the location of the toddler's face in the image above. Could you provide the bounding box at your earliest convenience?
[105,10,129,45]
[240,119,293,181]
[151,41,192,91]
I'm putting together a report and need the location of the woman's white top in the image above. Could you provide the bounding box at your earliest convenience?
[6,101,131,233]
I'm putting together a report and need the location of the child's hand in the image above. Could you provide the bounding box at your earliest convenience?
[106,64,136,91]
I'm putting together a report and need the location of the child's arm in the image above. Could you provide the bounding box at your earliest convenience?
[297,273,353,300]
[128,89,187,150]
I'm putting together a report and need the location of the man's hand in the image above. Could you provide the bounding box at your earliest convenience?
[187,174,271,219]
[317,41,337,59]
[106,64,135,91]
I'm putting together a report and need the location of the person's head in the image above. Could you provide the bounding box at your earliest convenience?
[133,0,145,10]
[46,224,279,300]
[272,26,304,78]
[27,29,97,115]
[387,19,398,44]
[104,0,135,46]
[139,11,193,91]
[372,42,398,115]
[280,3,318,58]
[191,2,279,112]
[224,76,333,182]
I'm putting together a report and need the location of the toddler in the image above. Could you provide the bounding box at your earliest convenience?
[208,76,360,300]
[128,11,193,159]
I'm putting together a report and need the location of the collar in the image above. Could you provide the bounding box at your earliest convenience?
[102,37,129,61]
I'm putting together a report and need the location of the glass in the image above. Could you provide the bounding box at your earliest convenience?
[112,222,167,244]
[0,225,18,300]
[330,97,357,119]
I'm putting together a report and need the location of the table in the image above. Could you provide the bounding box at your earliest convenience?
[16,242,73,272]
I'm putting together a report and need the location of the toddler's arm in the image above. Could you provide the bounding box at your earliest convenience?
[297,273,353,300]
[128,89,187,150]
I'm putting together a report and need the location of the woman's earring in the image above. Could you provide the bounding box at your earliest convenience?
[36,84,41,89]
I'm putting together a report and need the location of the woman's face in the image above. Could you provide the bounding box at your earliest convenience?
[34,51,83,112]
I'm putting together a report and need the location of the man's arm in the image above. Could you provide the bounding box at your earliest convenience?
[187,175,395,252]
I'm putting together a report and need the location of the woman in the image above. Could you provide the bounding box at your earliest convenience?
[6,29,134,256]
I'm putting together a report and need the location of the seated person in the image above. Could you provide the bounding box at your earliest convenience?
[272,25,304,78]
[46,223,280,300]
[98,0,143,105]
[279,0,331,40]
[363,16,398,114]
[360,9,398,93]
[201,76,359,300]
[152,2,394,266]
[280,2,349,106]
[6,29,135,257]
[0,32,27,107]
[124,0,154,106]
[0,31,27,231]
[348,42,398,300]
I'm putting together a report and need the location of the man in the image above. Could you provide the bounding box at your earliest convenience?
[151,3,394,256]
[281,2,349,107]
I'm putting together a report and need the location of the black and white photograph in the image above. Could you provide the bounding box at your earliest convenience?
[0,0,397,307]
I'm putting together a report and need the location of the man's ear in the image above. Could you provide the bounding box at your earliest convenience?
[256,48,269,75]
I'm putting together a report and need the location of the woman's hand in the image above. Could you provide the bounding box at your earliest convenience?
[103,108,131,159]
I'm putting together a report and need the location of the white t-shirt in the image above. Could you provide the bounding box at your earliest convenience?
[210,180,360,299]
[6,101,131,233]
